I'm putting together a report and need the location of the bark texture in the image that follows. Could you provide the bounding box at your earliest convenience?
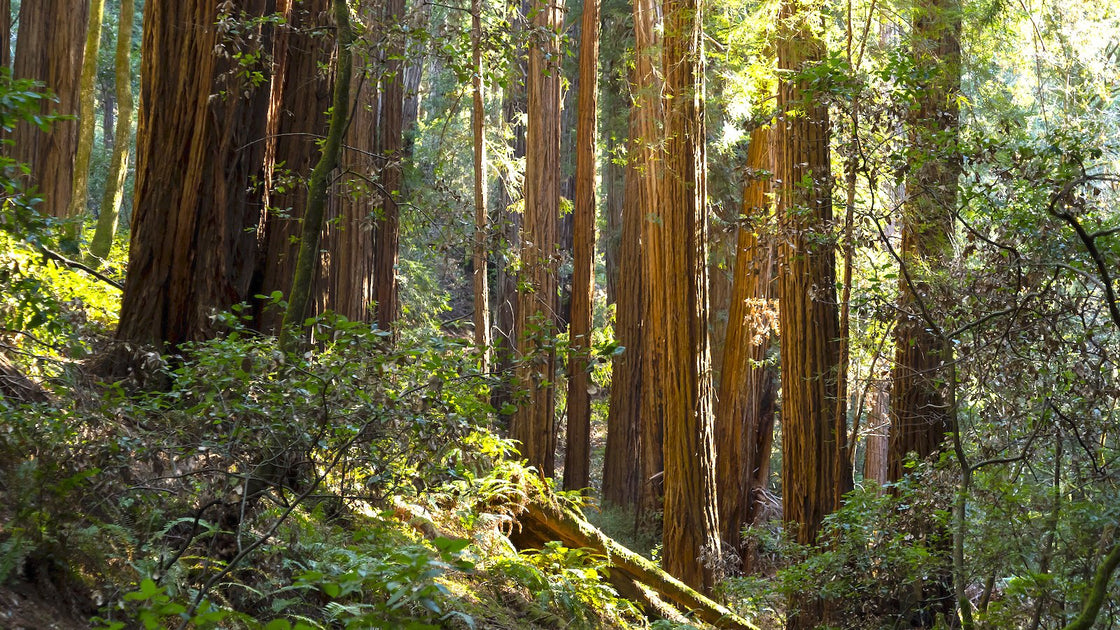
[12,0,89,219]
[373,0,406,332]
[279,0,354,350]
[775,1,849,624]
[715,126,777,571]
[511,0,562,476]
[89,0,135,263]
[67,0,104,220]
[658,0,721,591]
[888,0,961,482]
[563,0,600,492]
[251,0,334,331]
[471,0,491,374]
[0,0,9,72]
[117,0,276,348]
[635,0,665,520]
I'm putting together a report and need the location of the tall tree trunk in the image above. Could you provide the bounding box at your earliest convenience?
[601,66,645,508]
[887,1,961,625]
[888,0,961,482]
[318,0,379,324]
[401,0,429,159]
[0,0,9,72]
[563,0,600,492]
[471,0,491,374]
[634,0,665,522]
[775,0,849,624]
[101,87,116,151]
[373,0,406,332]
[88,0,135,264]
[117,0,276,349]
[279,0,353,350]
[511,0,562,476]
[715,126,776,571]
[659,0,720,591]
[492,0,527,417]
[68,0,104,222]
[251,0,334,332]
[12,0,89,221]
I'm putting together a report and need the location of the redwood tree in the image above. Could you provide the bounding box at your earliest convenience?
[11,0,89,220]
[715,126,777,571]
[117,0,276,348]
[563,0,601,492]
[373,0,407,332]
[775,0,849,623]
[471,0,491,374]
[658,0,721,591]
[511,0,562,475]
[635,0,665,519]
[888,0,961,482]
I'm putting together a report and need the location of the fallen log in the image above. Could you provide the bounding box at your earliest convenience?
[511,497,759,630]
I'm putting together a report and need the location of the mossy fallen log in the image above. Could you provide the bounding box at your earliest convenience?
[511,497,759,630]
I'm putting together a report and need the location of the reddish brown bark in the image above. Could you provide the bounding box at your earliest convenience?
[563,0,600,492]
[511,0,562,476]
[775,2,850,626]
[117,0,275,348]
[601,77,645,507]
[715,126,777,571]
[888,0,961,483]
[11,0,88,219]
[659,0,720,591]
[373,0,406,332]
[634,0,665,521]
[253,0,334,332]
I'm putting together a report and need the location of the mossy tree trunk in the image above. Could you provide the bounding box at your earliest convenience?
[279,0,353,351]
[89,0,135,264]
[68,0,104,223]
[471,0,491,375]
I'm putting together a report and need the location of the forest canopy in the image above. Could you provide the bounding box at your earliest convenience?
[1,0,1120,628]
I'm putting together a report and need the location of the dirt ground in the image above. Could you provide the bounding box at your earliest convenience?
[0,582,93,630]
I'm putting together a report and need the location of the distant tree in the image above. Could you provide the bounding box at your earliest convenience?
[511,0,562,476]
[563,0,600,492]
[887,0,962,624]
[89,0,136,264]
[11,0,89,222]
[888,0,961,483]
[116,0,276,348]
[471,0,491,375]
[491,0,527,417]
[68,0,105,224]
[658,0,721,591]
